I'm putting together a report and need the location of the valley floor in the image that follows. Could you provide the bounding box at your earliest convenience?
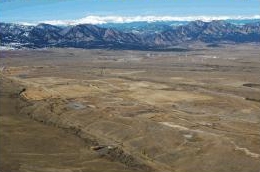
[1,44,260,172]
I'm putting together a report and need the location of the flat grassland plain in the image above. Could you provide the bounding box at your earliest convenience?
[1,44,260,172]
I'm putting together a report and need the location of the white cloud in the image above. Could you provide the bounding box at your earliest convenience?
[19,15,260,26]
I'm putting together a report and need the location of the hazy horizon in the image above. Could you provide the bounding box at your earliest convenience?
[1,0,260,24]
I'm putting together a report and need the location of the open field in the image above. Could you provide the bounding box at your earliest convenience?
[1,44,260,172]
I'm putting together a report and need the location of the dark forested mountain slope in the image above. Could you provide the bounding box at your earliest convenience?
[1,20,259,49]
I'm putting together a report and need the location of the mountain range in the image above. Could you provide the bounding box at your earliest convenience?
[1,20,260,50]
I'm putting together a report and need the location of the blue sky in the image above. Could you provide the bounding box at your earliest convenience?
[1,0,260,23]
